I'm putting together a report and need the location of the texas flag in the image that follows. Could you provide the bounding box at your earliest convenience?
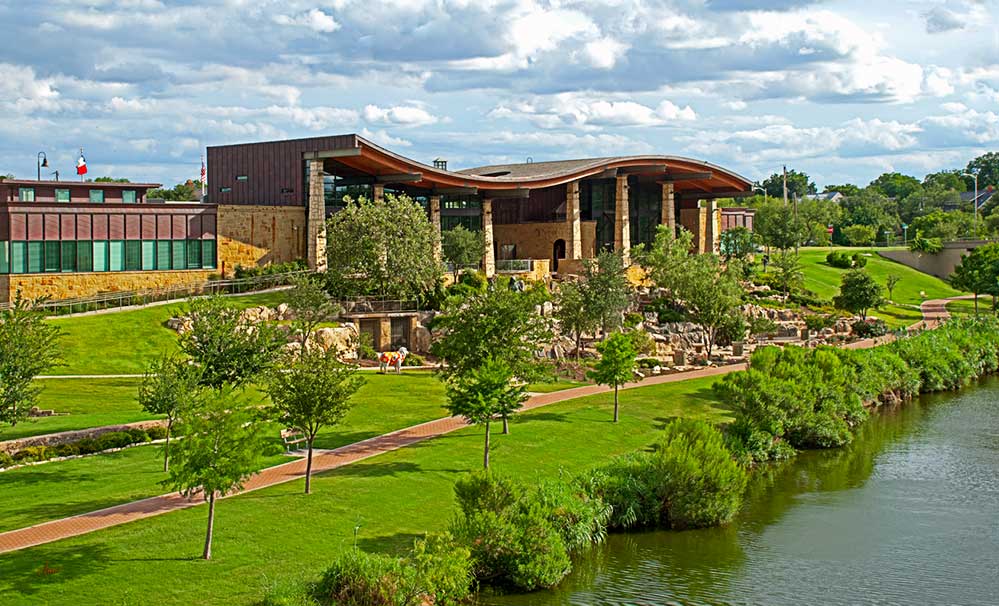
[76,150,88,176]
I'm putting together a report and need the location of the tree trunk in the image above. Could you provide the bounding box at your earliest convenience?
[974,294,979,315]
[305,438,314,495]
[575,331,582,362]
[613,384,620,423]
[502,416,509,434]
[163,421,171,473]
[203,491,216,560]
[483,421,491,469]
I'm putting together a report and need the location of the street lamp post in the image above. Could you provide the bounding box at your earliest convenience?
[963,172,979,238]
[36,152,48,181]
[884,229,892,247]
[902,223,908,246]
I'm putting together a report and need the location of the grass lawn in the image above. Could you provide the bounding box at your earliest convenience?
[946,297,995,317]
[46,290,289,376]
[0,373,447,531]
[0,376,726,605]
[793,247,965,328]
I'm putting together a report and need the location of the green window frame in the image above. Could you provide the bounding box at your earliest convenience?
[186,240,202,269]
[172,239,186,269]
[89,189,105,203]
[141,240,156,270]
[59,241,76,272]
[122,190,137,204]
[76,241,93,272]
[11,242,27,274]
[109,241,125,271]
[201,240,217,269]
[27,242,43,273]
[93,241,108,272]
[18,187,35,202]
[44,241,60,273]
[156,240,172,270]
[124,240,142,271]
[55,189,71,203]
[0,241,8,274]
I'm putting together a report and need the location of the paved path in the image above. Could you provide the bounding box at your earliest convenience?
[1,295,976,554]
[0,364,741,554]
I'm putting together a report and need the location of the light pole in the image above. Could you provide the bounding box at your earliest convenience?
[902,223,908,246]
[884,229,892,247]
[36,152,48,181]
[963,171,979,238]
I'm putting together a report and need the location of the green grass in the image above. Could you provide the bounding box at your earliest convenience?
[0,376,725,605]
[946,297,994,317]
[793,247,965,328]
[526,379,589,393]
[46,290,289,376]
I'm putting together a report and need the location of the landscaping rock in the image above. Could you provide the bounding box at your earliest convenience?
[412,324,432,353]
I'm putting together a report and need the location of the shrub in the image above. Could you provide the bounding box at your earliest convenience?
[627,329,656,355]
[852,253,868,268]
[260,579,317,606]
[402,353,426,367]
[75,438,100,455]
[356,332,378,361]
[126,428,151,443]
[94,431,135,452]
[851,319,888,338]
[804,314,835,332]
[636,357,660,369]
[52,443,81,458]
[826,251,852,269]
[14,445,49,462]
[409,533,473,606]
[314,550,414,606]
[623,312,644,328]
[0,452,13,468]
[748,316,778,337]
[146,425,169,440]
[233,259,308,280]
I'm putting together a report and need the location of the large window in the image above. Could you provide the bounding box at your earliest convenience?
[56,189,71,203]
[141,241,156,270]
[89,189,105,203]
[0,242,8,273]
[19,187,35,202]
[1,238,218,273]
[10,242,26,274]
[156,240,171,270]
[93,241,109,272]
[43,241,60,273]
[122,190,137,204]
[172,239,186,269]
[201,240,216,269]
[124,240,142,271]
[109,241,125,271]
[60,241,76,272]
[76,241,93,272]
[186,240,202,269]
[27,242,43,273]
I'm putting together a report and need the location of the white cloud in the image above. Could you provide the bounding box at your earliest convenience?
[489,94,696,129]
[581,38,630,70]
[274,9,340,33]
[362,104,439,127]
[359,128,413,147]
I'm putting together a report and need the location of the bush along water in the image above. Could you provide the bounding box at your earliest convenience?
[716,317,999,463]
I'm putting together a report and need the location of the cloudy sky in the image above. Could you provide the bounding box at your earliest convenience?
[1,0,997,189]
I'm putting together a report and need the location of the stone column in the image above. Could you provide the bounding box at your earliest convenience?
[661,182,676,236]
[378,317,392,351]
[306,159,328,271]
[705,200,720,254]
[429,195,442,262]
[565,181,582,259]
[614,175,631,264]
[482,198,496,277]
[373,184,384,202]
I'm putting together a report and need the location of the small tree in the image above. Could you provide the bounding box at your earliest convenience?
[719,226,755,262]
[841,224,877,247]
[167,388,265,560]
[885,274,901,303]
[0,294,61,433]
[950,243,999,314]
[636,226,696,306]
[179,296,287,389]
[679,256,745,357]
[554,281,595,361]
[287,274,340,348]
[581,250,632,336]
[138,356,203,472]
[445,358,527,469]
[587,332,638,423]
[265,349,365,494]
[771,251,804,297]
[442,226,484,280]
[833,270,885,320]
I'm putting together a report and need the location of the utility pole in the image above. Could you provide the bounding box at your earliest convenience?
[793,192,799,254]
[782,165,788,207]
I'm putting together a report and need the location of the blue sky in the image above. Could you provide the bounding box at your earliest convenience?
[1,0,997,189]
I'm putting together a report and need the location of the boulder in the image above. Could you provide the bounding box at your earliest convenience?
[276,303,289,320]
[412,324,433,353]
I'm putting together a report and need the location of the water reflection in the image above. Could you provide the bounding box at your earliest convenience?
[488,378,999,606]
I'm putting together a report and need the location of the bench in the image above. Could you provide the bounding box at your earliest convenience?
[280,428,308,452]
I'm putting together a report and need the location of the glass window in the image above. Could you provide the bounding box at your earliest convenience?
[201,240,216,269]
[18,187,35,202]
[0,242,8,274]
[109,241,125,271]
[76,241,93,272]
[219,187,232,193]
[156,240,172,270]
[44,241,60,272]
[60,241,76,272]
[172,239,186,269]
[55,189,71,203]
[10,242,26,274]
[27,242,43,273]
[236,175,248,182]
[125,240,142,271]
[92,241,108,272]
[141,240,155,270]
[122,190,137,204]
[186,240,202,269]
[89,189,105,203]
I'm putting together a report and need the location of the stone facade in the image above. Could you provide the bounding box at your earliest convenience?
[216,204,307,275]
[565,181,582,259]
[482,198,496,277]
[306,160,328,271]
[661,183,676,234]
[614,175,631,264]
[679,206,708,253]
[1,270,214,303]
[493,220,597,263]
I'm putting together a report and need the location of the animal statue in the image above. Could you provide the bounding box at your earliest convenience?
[378,347,408,373]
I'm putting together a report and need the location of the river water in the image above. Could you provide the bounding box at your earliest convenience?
[489,377,999,606]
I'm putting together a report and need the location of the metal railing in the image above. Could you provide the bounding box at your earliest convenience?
[3,270,314,315]
[339,298,423,314]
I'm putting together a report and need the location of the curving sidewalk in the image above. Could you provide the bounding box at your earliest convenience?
[920,294,976,327]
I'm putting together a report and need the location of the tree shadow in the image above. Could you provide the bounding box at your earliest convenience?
[4,496,146,529]
[0,467,97,487]
[318,460,423,479]
[1,543,112,596]
[519,412,571,424]
[356,532,427,555]
[311,430,381,451]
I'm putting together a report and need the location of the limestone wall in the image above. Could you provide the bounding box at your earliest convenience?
[493,220,597,262]
[216,204,307,274]
[3,270,214,303]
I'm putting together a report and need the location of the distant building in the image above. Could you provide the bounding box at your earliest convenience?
[960,187,995,210]
[805,191,844,203]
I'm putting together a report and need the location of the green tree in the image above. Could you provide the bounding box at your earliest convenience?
[719,226,755,262]
[923,170,967,192]
[680,256,746,356]
[265,348,365,493]
[167,388,265,559]
[93,177,131,183]
[753,201,805,251]
[636,225,695,303]
[587,332,638,423]
[885,274,901,303]
[760,169,816,199]
[949,243,999,314]
[287,274,339,349]
[869,172,922,199]
[445,357,527,468]
[909,230,944,254]
[554,281,595,361]
[910,209,972,241]
[771,251,804,297]
[841,224,877,246]
[581,250,632,336]
[148,180,201,201]
[833,270,885,320]
[898,186,962,224]
[442,225,484,280]
[138,355,203,472]
[0,295,61,434]
[966,152,999,189]
[840,189,897,233]
[822,183,862,197]
[179,296,286,389]
[431,286,553,384]
[326,194,443,299]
